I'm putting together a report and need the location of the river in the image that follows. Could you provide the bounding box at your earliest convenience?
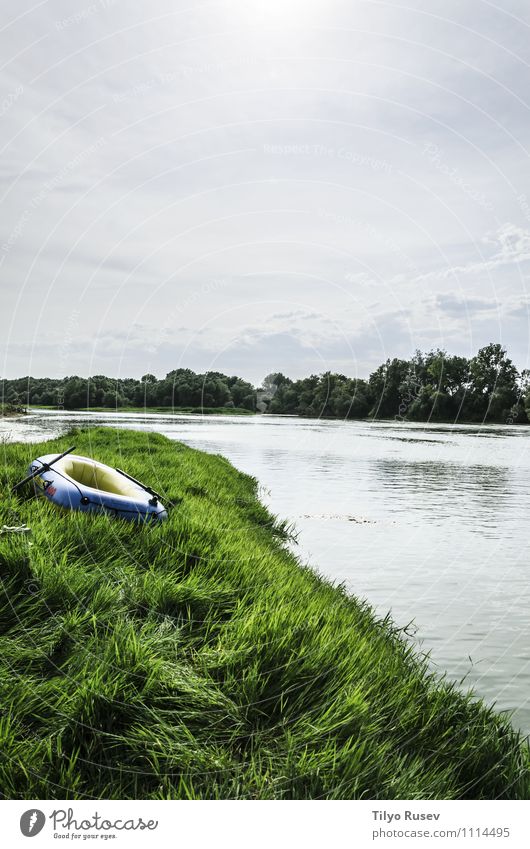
[2,409,529,734]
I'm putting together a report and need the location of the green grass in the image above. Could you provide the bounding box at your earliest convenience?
[0,428,528,800]
[28,405,255,416]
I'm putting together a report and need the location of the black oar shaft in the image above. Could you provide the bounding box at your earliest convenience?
[11,445,76,494]
[115,468,162,501]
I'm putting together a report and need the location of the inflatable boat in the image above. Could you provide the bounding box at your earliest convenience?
[29,453,168,522]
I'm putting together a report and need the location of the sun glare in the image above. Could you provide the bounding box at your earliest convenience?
[231,0,323,28]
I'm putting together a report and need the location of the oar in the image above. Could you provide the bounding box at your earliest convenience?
[114,468,163,506]
[11,446,76,494]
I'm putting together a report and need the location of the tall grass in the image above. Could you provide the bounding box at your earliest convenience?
[0,427,528,799]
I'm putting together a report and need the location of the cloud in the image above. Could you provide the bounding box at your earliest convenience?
[506,298,530,319]
[3,1,530,378]
[484,224,530,261]
[435,293,500,317]
[408,224,530,286]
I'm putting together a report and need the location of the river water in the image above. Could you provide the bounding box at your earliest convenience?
[2,409,529,734]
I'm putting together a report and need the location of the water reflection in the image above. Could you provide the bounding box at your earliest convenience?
[374,459,514,523]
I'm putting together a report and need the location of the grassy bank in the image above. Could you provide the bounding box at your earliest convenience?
[0,428,528,800]
[28,406,255,416]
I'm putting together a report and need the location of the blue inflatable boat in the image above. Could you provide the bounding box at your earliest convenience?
[29,453,168,522]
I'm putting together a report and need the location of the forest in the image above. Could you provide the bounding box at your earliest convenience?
[1,369,256,412]
[2,343,530,424]
[266,343,529,424]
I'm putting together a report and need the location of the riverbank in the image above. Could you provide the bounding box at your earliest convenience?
[23,406,530,426]
[1,427,528,799]
[0,404,26,417]
[28,405,255,416]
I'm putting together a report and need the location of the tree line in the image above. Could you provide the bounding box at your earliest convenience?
[2,343,530,423]
[265,343,529,423]
[1,370,256,412]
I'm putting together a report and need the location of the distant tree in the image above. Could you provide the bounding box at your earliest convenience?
[87,375,109,407]
[261,373,291,395]
[425,351,469,396]
[368,358,411,418]
[102,389,118,407]
[269,380,301,413]
[230,378,256,407]
[134,374,158,406]
[346,379,373,418]
[518,369,530,422]
[242,393,256,411]
[63,377,88,409]
[467,344,519,421]
[202,377,230,407]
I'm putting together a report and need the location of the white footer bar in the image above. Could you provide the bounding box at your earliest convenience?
[2,799,528,848]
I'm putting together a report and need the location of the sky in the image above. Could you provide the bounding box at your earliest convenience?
[1,0,530,384]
